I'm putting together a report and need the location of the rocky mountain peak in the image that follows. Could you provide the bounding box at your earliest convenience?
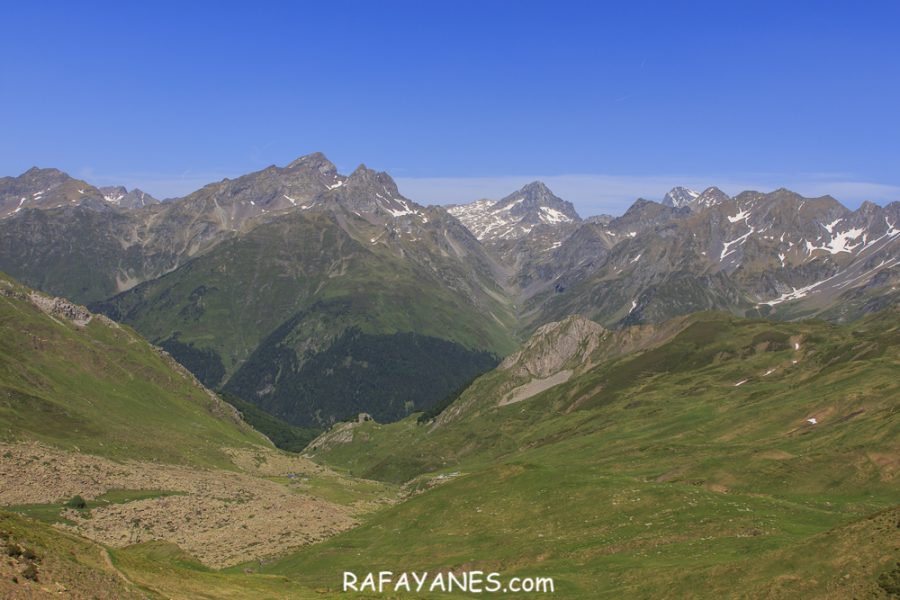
[608,198,688,234]
[857,200,881,215]
[99,186,159,209]
[694,186,730,209]
[346,164,397,191]
[495,181,581,222]
[662,186,700,208]
[321,164,420,219]
[623,198,659,213]
[24,166,60,175]
[522,180,552,193]
[18,167,73,187]
[1,167,106,218]
[286,152,338,176]
[448,182,581,243]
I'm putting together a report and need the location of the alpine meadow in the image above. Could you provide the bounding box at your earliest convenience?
[1,2,898,599]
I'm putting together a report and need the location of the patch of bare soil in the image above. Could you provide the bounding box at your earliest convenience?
[0,443,359,568]
[225,447,327,477]
[498,369,572,406]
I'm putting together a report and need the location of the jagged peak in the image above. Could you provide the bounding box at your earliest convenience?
[520,180,552,194]
[285,152,337,175]
[501,180,557,203]
[856,200,881,214]
[349,163,374,177]
[668,185,699,194]
[695,186,730,208]
[495,181,581,221]
[346,163,399,191]
[662,186,700,208]
[21,166,68,178]
[620,198,670,217]
[315,163,422,219]
[732,190,764,201]
[628,197,661,209]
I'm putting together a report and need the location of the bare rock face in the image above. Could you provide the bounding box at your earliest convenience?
[500,315,605,379]
[662,186,700,208]
[98,185,159,209]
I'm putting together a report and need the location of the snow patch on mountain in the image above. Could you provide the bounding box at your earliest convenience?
[720,225,756,261]
[540,206,572,224]
[727,209,751,223]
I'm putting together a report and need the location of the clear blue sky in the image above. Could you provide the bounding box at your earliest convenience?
[2,1,898,214]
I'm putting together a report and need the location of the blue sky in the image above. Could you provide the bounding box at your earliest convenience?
[2,1,898,215]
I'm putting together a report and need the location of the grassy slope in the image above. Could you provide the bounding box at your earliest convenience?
[93,211,517,381]
[1,511,326,599]
[0,273,268,468]
[263,310,899,597]
[0,511,145,598]
[2,265,896,598]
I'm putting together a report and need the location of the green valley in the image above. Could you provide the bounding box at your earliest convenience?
[264,309,900,598]
[0,270,897,598]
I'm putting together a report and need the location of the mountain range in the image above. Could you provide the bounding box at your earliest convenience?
[0,154,897,597]
[0,154,897,429]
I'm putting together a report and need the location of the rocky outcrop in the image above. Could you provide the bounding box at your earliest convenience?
[26,292,93,326]
[500,315,606,379]
[305,421,362,453]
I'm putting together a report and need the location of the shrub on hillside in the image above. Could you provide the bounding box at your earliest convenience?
[65,495,87,509]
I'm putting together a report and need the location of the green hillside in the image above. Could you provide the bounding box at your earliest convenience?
[261,310,899,597]
[219,392,320,452]
[2,268,896,598]
[225,327,498,425]
[93,209,516,426]
[1,511,329,599]
[0,273,268,468]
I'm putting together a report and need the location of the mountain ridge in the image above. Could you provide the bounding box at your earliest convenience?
[0,155,897,430]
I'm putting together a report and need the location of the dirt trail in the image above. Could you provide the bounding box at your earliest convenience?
[100,547,135,588]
